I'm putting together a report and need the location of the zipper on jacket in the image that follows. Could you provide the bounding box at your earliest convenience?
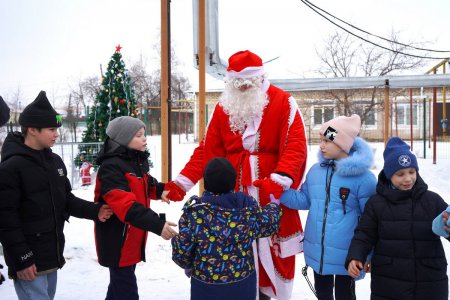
[44,152,62,268]
[136,156,148,261]
[319,161,335,274]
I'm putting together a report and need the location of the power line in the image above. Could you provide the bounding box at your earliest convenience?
[299,0,450,60]
[302,0,450,53]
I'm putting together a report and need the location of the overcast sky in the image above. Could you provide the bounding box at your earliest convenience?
[1,0,449,108]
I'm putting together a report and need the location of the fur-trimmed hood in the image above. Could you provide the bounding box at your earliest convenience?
[318,137,374,177]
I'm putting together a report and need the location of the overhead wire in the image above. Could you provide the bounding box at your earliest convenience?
[299,0,450,60]
[302,0,450,53]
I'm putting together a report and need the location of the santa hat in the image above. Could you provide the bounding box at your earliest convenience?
[226,50,266,79]
[319,114,361,154]
[383,137,418,179]
[19,91,62,128]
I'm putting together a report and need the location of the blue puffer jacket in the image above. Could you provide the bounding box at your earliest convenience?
[280,137,377,275]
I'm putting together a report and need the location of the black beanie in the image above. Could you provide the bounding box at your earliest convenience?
[19,91,62,128]
[204,157,236,194]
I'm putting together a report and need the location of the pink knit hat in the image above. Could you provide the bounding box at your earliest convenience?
[319,114,361,153]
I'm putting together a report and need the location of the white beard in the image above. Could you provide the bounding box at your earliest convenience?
[219,78,268,134]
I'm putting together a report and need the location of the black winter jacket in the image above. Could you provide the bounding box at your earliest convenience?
[94,139,165,268]
[0,132,100,278]
[0,96,10,127]
[346,171,449,300]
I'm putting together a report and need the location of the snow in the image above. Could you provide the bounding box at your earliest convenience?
[1,135,450,299]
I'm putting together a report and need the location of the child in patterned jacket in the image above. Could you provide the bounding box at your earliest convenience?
[171,157,282,300]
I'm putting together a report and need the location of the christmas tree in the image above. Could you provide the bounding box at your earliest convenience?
[74,45,140,168]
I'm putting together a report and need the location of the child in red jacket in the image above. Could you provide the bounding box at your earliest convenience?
[94,116,181,300]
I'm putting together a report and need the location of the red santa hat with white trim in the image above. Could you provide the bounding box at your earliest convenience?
[226,50,266,79]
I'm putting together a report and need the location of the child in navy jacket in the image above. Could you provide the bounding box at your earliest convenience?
[171,157,282,300]
[346,137,448,300]
[280,115,377,300]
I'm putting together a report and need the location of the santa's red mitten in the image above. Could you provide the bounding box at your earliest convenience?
[164,181,186,201]
[253,178,284,204]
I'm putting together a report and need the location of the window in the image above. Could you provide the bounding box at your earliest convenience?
[354,104,376,127]
[396,103,418,126]
[313,105,334,126]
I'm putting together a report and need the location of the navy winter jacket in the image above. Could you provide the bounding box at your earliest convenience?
[280,137,377,275]
[346,171,449,300]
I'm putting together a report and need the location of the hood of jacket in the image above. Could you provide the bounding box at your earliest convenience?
[184,192,258,244]
[318,137,374,177]
[96,138,149,166]
[1,131,53,163]
[376,170,428,204]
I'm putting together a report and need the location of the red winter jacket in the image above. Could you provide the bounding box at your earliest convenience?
[94,139,165,267]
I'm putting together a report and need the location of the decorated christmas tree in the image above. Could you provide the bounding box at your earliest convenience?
[74,45,140,168]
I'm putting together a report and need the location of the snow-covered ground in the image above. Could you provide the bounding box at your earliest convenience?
[1,135,450,299]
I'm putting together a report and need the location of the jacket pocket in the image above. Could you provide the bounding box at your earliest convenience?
[419,258,447,271]
[372,255,392,267]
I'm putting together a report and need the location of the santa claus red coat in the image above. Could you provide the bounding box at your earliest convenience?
[176,81,308,299]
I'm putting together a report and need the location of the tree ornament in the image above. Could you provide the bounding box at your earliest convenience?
[114,97,118,104]
[131,113,134,117]
[120,99,125,105]
[117,109,120,113]
[115,44,122,52]
[98,122,103,127]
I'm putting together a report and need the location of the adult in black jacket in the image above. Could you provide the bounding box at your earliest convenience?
[346,137,449,300]
[0,91,112,300]
[0,95,10,127]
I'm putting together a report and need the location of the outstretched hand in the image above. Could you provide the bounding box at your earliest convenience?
[160,221,178,240]
[98,204,113,222]
[269,194,281,205]
[253,178,284,202]
[163,181,186,202]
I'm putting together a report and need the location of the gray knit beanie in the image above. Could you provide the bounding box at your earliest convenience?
[106,116,145,147]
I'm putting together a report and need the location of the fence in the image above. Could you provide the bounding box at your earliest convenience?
[52,142,103,188]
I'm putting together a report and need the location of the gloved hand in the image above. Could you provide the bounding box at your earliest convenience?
[184,268,192,278]
[0,263,5,285]
[163,181,186,202]
[253,178,284,202]
[269,194,281,205]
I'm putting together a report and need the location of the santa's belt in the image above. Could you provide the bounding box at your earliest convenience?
[233,150,279,187]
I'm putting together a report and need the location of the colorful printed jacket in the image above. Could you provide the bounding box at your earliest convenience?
[171,191,282,284]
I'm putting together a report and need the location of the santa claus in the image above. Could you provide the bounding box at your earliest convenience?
[164,50,308,299]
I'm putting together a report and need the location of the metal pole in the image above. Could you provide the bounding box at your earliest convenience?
[423,95,426,159]
[433,84,437,164]
[198,0,206,194]
[394,97,398,137]
[410,89,413,150]
[384,79,390,145]
[443,62,447,137]
[160,0,172,181]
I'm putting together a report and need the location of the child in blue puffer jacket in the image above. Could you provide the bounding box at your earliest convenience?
[171,157,282,300]
[280,115,377,300]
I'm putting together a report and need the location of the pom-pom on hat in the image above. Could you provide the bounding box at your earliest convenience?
[226,50,265,79]
[319,114,361,154]
[19,91,62,128]
[383,137,418,179]
[106,116,145,147]
[203,157,237,194]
